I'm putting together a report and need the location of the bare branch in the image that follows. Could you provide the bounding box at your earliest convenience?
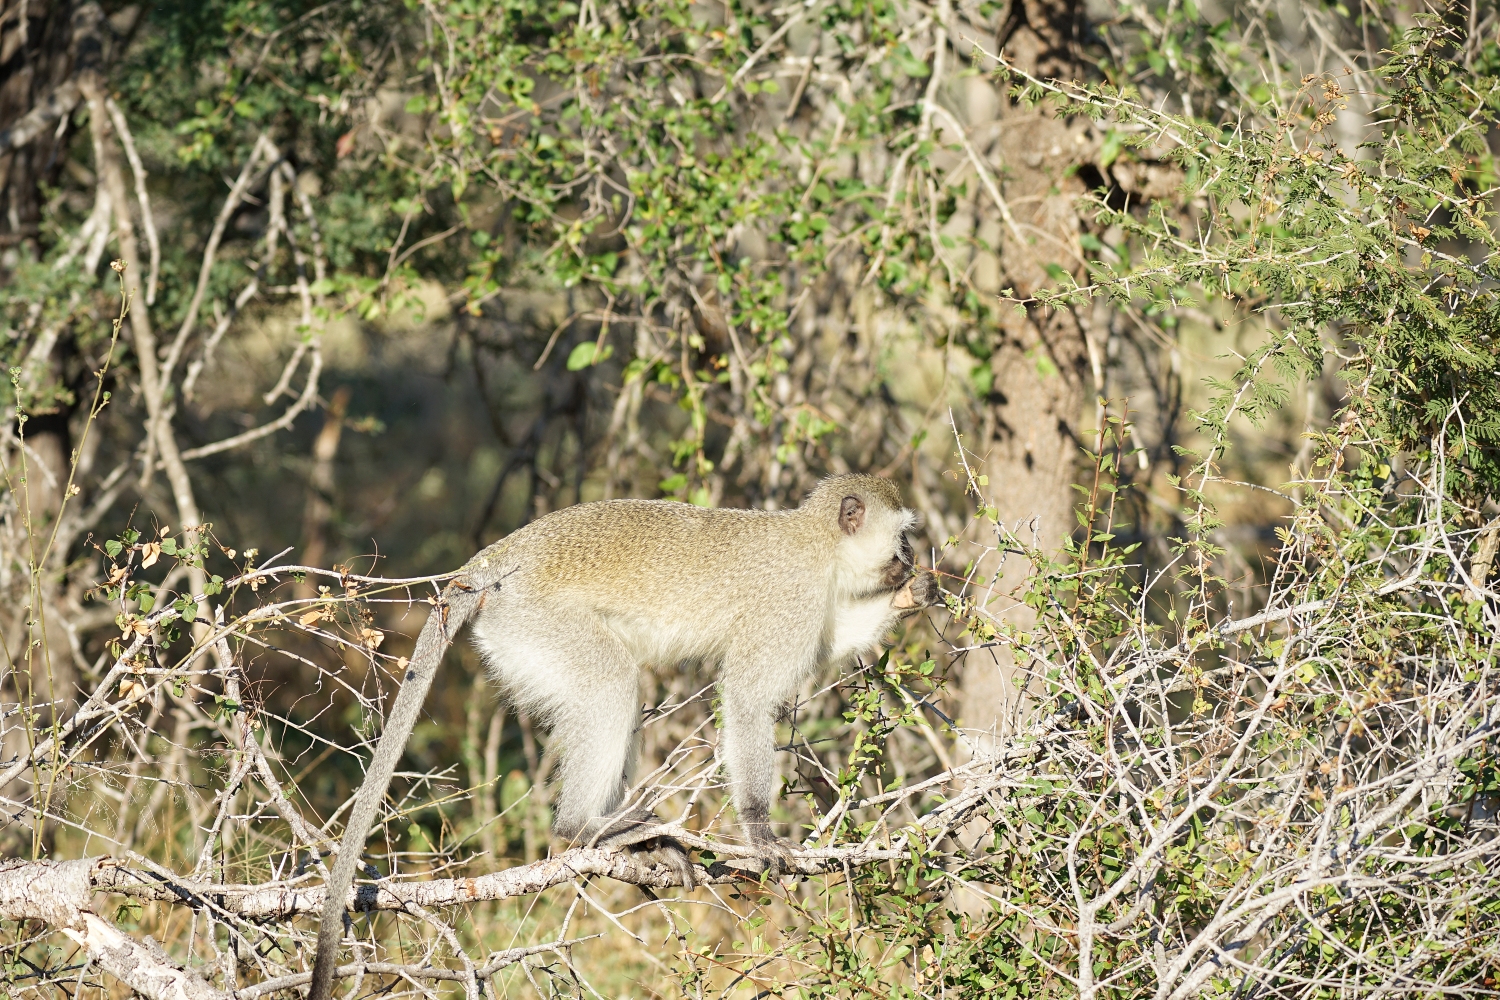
[0,80,82,154]
[88,843,906,918]
[104,97,160,305]
[0,859,229,1000]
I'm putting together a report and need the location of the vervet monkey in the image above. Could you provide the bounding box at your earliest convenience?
[308,475,939,1000]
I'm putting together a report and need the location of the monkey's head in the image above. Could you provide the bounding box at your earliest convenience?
[807,475,940,607]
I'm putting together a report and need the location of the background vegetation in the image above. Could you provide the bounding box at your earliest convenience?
[0,0,1497,997]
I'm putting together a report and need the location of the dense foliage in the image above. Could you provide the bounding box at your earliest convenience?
[0,2,1497,998]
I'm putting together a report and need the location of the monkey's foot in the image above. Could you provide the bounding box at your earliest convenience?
[748,833,802,878]
[586,809,697,890]
[631,838,696,890]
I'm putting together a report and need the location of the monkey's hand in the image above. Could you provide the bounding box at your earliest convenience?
[588,809,697,890]
[911,567,942,606]
[892,567,943,610]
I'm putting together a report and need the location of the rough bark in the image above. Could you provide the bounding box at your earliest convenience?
[0,6,115,846]
[0,2,93,258]
[963,0,1094,741]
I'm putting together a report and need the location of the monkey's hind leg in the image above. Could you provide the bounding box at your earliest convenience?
[555,695,698,889]
[495,614,696,888]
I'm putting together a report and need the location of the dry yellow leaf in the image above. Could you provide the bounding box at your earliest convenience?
[140,542,162,568]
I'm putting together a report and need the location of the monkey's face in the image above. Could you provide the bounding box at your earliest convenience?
[828,480,938,605]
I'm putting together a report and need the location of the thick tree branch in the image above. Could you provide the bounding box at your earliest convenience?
[0,859,230,1000]
[87,843,906,920]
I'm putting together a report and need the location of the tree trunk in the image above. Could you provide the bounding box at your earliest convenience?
[0,0,96,858]
[0,1,84,261]
[298,385,350,596]
[0,1,97,529]
[963,0,1094,741]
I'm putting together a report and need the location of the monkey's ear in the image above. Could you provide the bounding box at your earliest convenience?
[839,496,865,535]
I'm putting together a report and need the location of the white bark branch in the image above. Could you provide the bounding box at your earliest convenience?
[88,843,905,920]
[0,858,229,1000]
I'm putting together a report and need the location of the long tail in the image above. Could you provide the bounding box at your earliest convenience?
[307,581,484,1000]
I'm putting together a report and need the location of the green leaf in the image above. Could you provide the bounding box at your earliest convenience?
[970,363,994,397]
[566,341,613,370]
[1098,129,1124,169]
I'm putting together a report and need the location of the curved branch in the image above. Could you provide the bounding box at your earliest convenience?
[0,859,229,1000]
[104,98,160,305]
[165,133,278,378]
[178,346,322,461]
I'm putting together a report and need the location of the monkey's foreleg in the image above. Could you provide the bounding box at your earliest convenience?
[720,698,802,876]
